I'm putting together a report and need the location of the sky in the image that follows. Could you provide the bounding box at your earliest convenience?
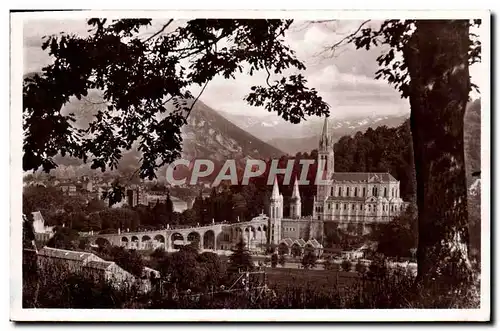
[23,19,482,120]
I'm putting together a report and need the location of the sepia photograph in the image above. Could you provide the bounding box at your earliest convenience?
[10,9,490,322]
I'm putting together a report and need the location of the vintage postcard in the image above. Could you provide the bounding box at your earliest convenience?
[10,9,491,322]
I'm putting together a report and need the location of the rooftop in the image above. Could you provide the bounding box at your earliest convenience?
[330,172,398,183]
[306,238,322,248]
[84,260,115,271]
[279,238,294,247]
[38,246,94,262]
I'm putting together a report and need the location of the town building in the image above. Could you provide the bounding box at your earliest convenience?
[30,211,54,243]
[83,260,136,290]
[36,246,158,292]
[37,246,105,272]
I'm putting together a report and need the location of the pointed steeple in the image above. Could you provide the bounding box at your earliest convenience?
[271,176,280,200]
[319,116,329,150]
[291,177,300,201]
[290,177,302,219]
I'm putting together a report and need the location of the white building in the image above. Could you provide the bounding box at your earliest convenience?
[30,211,55,242]
[312,117,409,232]
[265,117,409,254]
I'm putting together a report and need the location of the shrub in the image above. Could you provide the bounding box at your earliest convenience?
[278,254,286,267]
[341,260,352,272]
[355,261,367,275]
[271,253,278,268]
[301,252,317,269]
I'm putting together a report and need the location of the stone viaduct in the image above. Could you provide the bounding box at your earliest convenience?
[85,214,271,252]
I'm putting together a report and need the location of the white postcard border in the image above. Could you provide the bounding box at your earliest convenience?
[10,9,491,322]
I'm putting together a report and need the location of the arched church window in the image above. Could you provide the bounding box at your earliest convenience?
[338,187,342,196]
[336,204,339,210]
[344,204,347,210]
[354,187,358,197]
[352,204,355,210]
[346,187,350,197]
[372,187,378,197]
[363,187,366,197]
[331,187,334,196]
[384,187,387,198]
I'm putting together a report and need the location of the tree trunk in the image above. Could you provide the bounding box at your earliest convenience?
[403,20,475,298]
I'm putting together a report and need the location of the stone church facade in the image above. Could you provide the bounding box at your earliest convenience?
[267,117,409,252]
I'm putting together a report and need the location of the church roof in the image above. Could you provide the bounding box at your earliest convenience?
[327,196,366,202]
[330,172,398,183]
[306,238,323,248]
[280,238,294,247]
[293,238,306,247]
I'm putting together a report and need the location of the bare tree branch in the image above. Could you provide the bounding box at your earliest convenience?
[265,66,272,88]
[144,19,174,42]
[324,19,371,54]
[185,80,209,121]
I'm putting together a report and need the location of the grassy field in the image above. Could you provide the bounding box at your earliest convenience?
[264,267,361,290]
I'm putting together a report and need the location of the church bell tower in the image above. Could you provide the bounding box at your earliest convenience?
[290,177,302,219]
[317,116,334,200]
[269,176,283,246]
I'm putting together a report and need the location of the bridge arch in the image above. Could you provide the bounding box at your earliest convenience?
[248,226,256,240]
[96,237,111,249]
[171,232,184,250]
[244,227,250,242]
[234,227,242,241]
[187,232,201,249]
[154,234,165,243]
[142,235,153,250]
[121,237,129,247]
[203,230,215,250]
[130,236,139,250]
[216,231,225,250]
[153,234,166,250]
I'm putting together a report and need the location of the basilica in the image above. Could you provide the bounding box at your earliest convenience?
[268,117,409,249]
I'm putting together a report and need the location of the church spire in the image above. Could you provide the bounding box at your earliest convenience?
[271,176,280,200]
[291,177,300,201]
[290,177,302,219]
[319,116,329,150]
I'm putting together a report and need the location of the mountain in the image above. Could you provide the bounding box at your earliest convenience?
[44,90,284,178]
[180,100,284,162]
[226,113,409,155]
